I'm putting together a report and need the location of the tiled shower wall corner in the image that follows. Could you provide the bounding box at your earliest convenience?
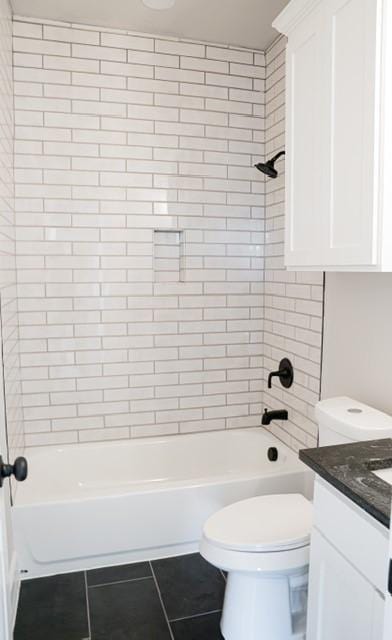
[0,0,24,461]
[12,20,324,451]
[263,36,323,451]
[13,17,266,447]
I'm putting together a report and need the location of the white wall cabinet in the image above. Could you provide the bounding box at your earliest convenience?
[274,0,392,271]
[306,479,389,639]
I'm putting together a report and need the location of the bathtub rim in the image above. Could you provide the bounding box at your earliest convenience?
[14,427,306,507]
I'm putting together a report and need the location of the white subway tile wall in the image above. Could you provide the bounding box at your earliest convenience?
[263,36,323,451]
[13,18,266,447]
[0,1,24,462]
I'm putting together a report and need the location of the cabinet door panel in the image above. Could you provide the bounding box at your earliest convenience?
[324,0,381,266]
[383,513,392,639]
[285,7,326,267]
[307,529,384,640]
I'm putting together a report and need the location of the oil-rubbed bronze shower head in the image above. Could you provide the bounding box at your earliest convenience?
[255,150,285,179]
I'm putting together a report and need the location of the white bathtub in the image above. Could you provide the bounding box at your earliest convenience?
[12,428,312,578]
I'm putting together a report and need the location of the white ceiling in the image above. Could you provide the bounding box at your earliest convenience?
[10,0,290,51]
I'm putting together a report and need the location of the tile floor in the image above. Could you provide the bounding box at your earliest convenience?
[14,553,225,640]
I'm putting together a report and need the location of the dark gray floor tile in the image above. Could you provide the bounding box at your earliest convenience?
[88,577,171,640]
[87,562,151,586]
[171,612,224,640]
[14,572,89,640]
[152,553,225,620]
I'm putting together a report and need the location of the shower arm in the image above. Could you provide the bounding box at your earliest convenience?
[269,151,286,164]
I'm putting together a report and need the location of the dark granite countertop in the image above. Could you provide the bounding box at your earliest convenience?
[299,438,392,528]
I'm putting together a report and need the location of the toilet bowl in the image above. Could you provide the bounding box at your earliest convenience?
[200,494,312,640]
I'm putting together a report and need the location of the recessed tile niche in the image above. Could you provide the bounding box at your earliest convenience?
[154,230,183,283]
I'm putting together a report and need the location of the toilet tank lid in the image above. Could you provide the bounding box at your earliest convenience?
[315,397,392,440]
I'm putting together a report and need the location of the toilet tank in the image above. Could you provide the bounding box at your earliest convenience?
[316,397,392,446]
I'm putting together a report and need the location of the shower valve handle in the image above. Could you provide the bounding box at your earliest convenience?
[0,455,28,487]
[267,358,294,389]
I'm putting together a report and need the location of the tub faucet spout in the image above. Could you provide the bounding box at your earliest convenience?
[261,409,288,426]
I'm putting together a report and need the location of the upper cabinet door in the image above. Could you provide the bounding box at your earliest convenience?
[274,0,388,271]
[323,0,381,267]
[285,5,327,267]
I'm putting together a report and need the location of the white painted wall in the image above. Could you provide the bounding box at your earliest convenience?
[322,273,392,415]
[10,0,289,51]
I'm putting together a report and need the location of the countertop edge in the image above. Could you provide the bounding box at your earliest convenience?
[299,448,391,529]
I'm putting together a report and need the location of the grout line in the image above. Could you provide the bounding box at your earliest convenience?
[169,609,222,623]
[84,571,92,640]
[88,575,153,589]
[149,561,175,640]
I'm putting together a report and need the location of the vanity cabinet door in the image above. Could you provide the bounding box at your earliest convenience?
[306,529,384,640]
[383,517,392,639]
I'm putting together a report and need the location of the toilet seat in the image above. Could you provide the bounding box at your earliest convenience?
[201,494,312,574]
[203,494,313,553]
[200,537,311,574]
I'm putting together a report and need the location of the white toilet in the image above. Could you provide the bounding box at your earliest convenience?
[200,396,392,640]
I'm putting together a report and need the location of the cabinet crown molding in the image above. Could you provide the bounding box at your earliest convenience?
[273,0,323,35]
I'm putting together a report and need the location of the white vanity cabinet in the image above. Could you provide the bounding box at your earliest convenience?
[307,529,385,639]
[273,0,392,271]
[306,479,389,639]
[383,505,392,639]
